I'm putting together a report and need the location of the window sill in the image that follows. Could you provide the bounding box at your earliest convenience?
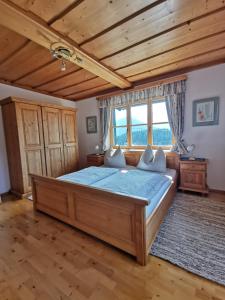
[112,145,172,151]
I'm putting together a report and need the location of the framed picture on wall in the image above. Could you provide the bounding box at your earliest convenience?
[193,97,219,127]
[86,116,97,133]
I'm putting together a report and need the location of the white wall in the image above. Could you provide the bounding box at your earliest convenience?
[76,63,225,191]
[183,63,225,191]
[0,83,76,194]
[76,97,101,167]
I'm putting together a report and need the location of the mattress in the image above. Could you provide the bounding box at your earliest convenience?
[58,166,176,218]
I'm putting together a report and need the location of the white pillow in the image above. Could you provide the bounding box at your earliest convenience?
[104,148,112,165]
[104,147,126,168]
[137,145,153,169]
[137,148,166,173]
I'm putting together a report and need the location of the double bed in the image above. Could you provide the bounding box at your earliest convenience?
[31,151,179,265]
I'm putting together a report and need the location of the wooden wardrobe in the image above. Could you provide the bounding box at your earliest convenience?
[1,97,79,197]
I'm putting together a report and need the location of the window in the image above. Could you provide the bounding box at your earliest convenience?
[131,104,148,146]
[112,107,128,146]
[111,98,172,148]
[152,100,172,146]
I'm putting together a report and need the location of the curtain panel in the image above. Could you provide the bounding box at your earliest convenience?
[166,93,186,154]
[98,79,187,153]
[100,106,111,151]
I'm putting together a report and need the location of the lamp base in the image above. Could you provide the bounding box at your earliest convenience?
[189,156,196,161]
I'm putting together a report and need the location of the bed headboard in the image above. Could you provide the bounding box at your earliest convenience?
[123,151,180,172]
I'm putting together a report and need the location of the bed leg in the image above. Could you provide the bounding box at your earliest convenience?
[136,252,148,266]
[135,205,147,266]
[31,177,37,211]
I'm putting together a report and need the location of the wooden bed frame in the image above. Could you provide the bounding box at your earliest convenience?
[31,151,179,265]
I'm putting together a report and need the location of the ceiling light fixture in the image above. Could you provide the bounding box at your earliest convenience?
[60,60,66,72]
[50,43,74,72]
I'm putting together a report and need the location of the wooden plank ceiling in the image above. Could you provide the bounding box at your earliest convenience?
[0,0,225,101]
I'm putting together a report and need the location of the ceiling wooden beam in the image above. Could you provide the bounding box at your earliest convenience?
[79,0,165,46]
[47,0,85,25]
[128,47,225,82]
[93,59,225,101]
[38,68,95,92]
[81,1,225,59]
[0,0,131,89]
[71,83,114,100]
[11,47,54,82]
[0,39,29,67]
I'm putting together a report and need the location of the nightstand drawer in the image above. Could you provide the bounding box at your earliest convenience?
[180,163,206,171]
[87,154,104,167]
[88,157,101,162]
[180,171,205,190]
[87,161,103,167]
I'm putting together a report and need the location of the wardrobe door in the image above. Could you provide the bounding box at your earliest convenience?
[16,102,46,192]
[62,110,79,173]
[42,107,65,177]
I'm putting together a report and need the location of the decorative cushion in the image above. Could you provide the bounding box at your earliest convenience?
[104,147,126,168]
[137,145,154,169]
[137,148,166,173]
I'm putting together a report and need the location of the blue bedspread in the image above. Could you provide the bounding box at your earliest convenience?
[93,169,170,203]
[58,166,118,185]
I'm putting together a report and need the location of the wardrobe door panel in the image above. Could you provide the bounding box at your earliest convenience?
[26,150,44,186]
[63,110,76,143]
[62,110,79,173]
[16,103,46,192]
[42,107,65,177]
[64,146,78,173]
[21,108,40,145]
[48,148,64,177]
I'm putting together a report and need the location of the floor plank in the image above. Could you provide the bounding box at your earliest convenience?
[0,193,224,300]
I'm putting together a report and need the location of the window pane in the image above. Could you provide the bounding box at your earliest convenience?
[131,104,147,125]
[131,125,148,145]
[113,107,127,126]
[152,123,172,146]
[152,100,168,123]
[113,127,127,146]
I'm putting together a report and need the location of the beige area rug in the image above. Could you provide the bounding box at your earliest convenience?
[151,192,225,286]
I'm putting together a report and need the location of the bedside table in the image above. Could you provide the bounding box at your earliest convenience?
[87,154,104,167]
[179,160,208,195]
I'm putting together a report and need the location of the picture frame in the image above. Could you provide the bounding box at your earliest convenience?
[192,97,219,127]
[86,116,97,133]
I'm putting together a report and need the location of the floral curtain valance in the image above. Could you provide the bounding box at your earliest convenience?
[98,80,186,108]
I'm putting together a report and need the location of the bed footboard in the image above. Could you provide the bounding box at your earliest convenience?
[31,174,149,265]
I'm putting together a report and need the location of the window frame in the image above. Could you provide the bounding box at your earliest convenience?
[110,97,174,150]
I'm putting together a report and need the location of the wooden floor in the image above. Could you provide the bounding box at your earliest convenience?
[0,193,225,300]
